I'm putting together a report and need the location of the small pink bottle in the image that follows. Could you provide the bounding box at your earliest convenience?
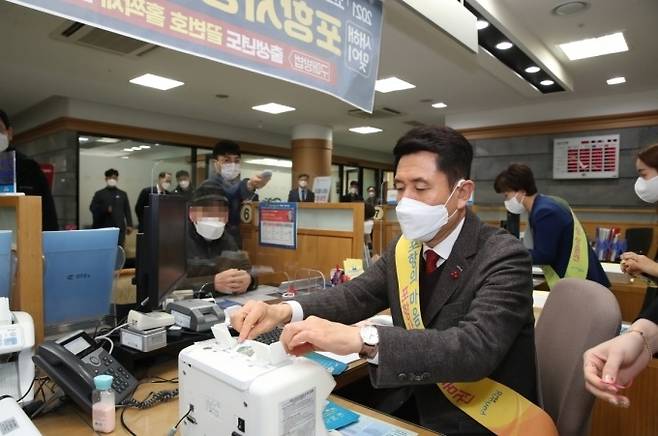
[92,375,116,433]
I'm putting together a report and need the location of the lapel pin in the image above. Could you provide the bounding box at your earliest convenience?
[450,270,460,280]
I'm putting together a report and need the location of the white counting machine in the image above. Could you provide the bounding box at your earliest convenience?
[178,323,336,436]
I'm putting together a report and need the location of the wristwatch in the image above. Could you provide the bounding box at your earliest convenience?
[359,325,379,359]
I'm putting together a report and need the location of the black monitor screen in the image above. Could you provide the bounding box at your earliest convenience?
[136,194,188,311]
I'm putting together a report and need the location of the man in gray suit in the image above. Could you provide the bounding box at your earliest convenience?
[231,126,537,434]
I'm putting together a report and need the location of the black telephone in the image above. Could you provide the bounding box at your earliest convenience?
[33,330,138,414]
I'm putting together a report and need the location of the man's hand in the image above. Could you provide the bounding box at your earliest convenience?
[230,301,292,342]
[107,206,113,213]
[214,269,251,294]
[247,174,269,191]
[126,226,133,235]
[280,316,363,356]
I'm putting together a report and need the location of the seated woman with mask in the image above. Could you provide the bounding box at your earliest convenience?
[184,185,257,294]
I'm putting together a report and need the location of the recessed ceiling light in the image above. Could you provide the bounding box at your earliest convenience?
[476,20,489,30]
[139,145,151,149]
[129,73,184,91]
[607,76,626,85]
[122,148,133,152]
[78,137,89,142]
[495,41,513,50]
[552,1,590,16]
[432,102,447,109]
[559,32,628,61]
[375,77,416,93]
[525,66,541,73]
[121,156,130,159]
[540,80,555,86]
[96,137,120,143]
[252,102,296,114]
[349,126,382,134]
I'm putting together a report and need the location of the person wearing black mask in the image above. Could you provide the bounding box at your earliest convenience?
[89,169,133,246]
[0,109,58,230]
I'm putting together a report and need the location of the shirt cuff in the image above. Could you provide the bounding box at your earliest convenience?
[283,301,304,323]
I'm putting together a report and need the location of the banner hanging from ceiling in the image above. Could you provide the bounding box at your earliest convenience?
[8,0,383,112]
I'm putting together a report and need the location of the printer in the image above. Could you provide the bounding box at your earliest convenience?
[167,299,224,332]
[178,324,335,436]
[0,298,35,403]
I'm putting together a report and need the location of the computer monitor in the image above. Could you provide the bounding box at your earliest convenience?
[42,228,119,333]
[135,194,188,312]
[0,230,11,299]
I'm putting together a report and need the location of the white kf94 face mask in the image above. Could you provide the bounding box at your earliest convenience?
[395,179,464,242]
[504,193,526,215]
[194,217,225,241]
[635,176,658,203]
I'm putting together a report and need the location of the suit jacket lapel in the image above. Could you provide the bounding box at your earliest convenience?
[422,210,481,327]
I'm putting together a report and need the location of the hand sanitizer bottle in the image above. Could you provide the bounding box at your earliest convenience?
[92,374,116,433]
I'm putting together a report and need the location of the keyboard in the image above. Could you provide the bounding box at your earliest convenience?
[254,326,283,345]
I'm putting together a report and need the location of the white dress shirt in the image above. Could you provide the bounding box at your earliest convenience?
[285,216,466,364]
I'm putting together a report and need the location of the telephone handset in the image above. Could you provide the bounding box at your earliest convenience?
[33,330,138,414]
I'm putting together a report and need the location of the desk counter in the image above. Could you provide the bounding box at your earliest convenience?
[33,360,438,436]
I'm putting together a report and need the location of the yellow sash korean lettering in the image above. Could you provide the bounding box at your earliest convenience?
[395,236,558,435]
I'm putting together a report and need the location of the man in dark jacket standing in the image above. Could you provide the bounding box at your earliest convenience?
[89,168,133,246]
[198,140,269,247]
[0,109,58,230]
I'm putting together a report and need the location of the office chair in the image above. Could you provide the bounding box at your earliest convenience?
[625,227,653,256]
[535,278,621,436]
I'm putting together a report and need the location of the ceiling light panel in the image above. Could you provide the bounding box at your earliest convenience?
[252,102,296,114]
[349,126,382,134]
[559,32,628,61]
[129,73,184,90]
[374,77,416,93]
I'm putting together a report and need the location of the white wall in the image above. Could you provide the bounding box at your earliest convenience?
[446,88,658,129]
[79,154,189,228]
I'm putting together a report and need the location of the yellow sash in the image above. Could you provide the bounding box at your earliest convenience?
[395,236,557,436]
[540,196,589,289]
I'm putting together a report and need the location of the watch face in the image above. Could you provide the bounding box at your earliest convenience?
[361,325,378,345]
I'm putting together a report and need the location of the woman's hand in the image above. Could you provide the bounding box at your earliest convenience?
[620,252,658,277]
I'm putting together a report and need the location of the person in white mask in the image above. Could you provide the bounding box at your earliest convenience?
[226,126,542,435]
[0,109,58,230]
[287,173,315,202]
[184,185,255,295]
[620,143,658,281]
[197,140,270,248]
[89,168,133,246]
[173,169,192,200]
[135,171,172,233]
[365,185,378,207]
[494,163,609,289]
[584,143,658,409]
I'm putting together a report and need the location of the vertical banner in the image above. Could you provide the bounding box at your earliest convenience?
[259,202,297,249]
[312,176,332,203]
[8,0,384,112]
